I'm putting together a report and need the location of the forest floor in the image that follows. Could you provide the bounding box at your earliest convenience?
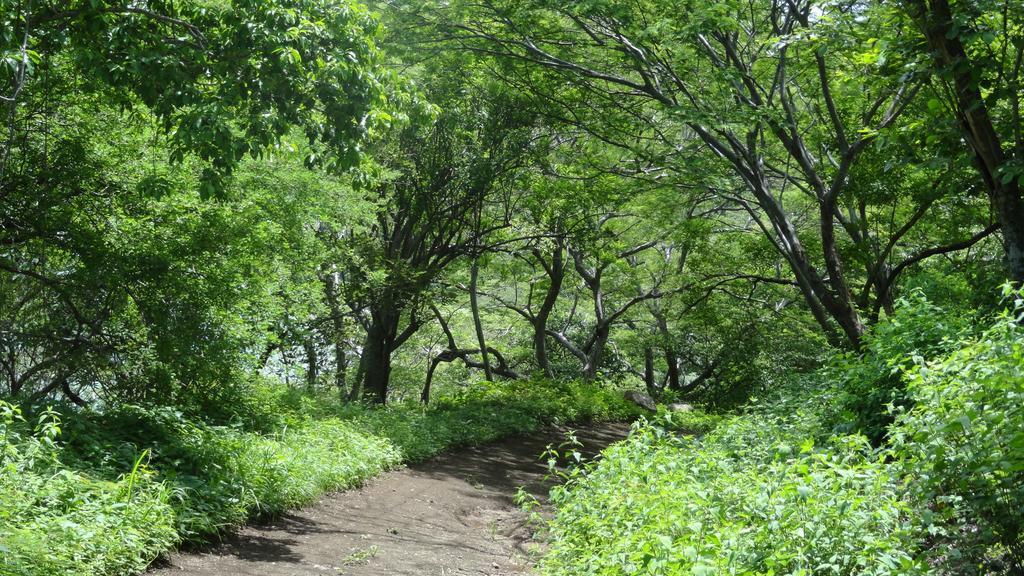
[148,421,631,576]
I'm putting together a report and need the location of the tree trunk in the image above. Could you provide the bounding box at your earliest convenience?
[361,330,392,404]
[469,257,493,381]
[361,309,397,404]
[335,340,347,399]
[258,342,278,369]
[755,185,859,347]
[9,369,20,396]
[532,239,565,377]
[868,262,896,320]
[422,356,443,405]
[347,341,367,402]
[650,307,681,390]
[910,0,1024,283]
[322,270,348,399]
[664,350,681,390]
[643,347,656,396]
[304,340,318,391]
[583,323,609,381]
[532,322,551,378]
[818,196,865,347]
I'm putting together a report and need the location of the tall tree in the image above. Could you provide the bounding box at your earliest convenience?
[336,90,536,403]
[897,0,1024,282]
[421,0,998,347]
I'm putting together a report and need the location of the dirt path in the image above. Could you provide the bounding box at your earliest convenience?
[149,422,631,576]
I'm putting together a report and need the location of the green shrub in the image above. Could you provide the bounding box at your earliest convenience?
[890,305,1024,574]
[61,404,402,540]
[0,402,176,576]
[654,407,722,435]
[355,379,642,462]
[538,417,923,576]
[534,292,1024,576]
[824,293,969,444]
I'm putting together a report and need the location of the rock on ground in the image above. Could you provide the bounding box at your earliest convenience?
[624,390,657,411]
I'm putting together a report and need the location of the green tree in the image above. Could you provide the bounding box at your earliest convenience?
[894,0,1024,282]
[419,0,998,348]
[1,0,386,189]
[334,88,537,403]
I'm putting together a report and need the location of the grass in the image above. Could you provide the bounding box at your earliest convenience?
[0,378,640,576]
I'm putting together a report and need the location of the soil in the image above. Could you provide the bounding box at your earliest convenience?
[148,421,631,576]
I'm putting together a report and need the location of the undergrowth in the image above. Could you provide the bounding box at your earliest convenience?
[537,411,922,575]
[0,378,639,576]
[533,293,1024,575]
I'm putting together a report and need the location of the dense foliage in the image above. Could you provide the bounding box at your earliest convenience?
[891,300,1024,572]
[540,424,920,575]
[2,0,1023,574]
[534,296,1024,575]
[1,379,638,575]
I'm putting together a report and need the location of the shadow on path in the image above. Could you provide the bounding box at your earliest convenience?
[149,421,631,576]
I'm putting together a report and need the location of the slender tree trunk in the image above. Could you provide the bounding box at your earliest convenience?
[651,307,681,390]
[258,342,277,369]
[61,377,86,406]
[821,293,864,348]
[789,263,844,348]
[532,322,551,377]
[469,257,493,380]
[866,262,896,321]
[992,180,1024,284]
[757,187,858,347]
[584,323,609,381]
[347,341,367,402]
[304,340,318,391]
[664,351,681,390]
[9,367,21,396]
[643,347,656,396]
[282,346,292,386]
[422,358,441,404]
[533,241,565,377]
[818,197,865,347]
[322,270,348,398]
[577,247,607,380]
[335,340,347,399]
